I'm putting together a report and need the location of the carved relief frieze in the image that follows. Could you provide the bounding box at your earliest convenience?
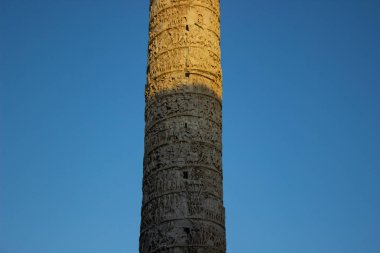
[144,120,222,155]
[148,27,220,61]
[141,192,225,231]
[143,141,222,177]
[146,72,222,99]
[148,47,221,84]
[142,167,223,205]
[149,0,220,21]
[145,93,222,130]
[140,220,226,253]
[149,5,220,42]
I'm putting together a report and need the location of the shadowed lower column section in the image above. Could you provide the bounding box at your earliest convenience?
[140,1,226,252]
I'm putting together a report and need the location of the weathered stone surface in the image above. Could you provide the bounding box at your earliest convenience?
[140,0,226,252]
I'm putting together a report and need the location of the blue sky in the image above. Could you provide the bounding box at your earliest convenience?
[1,0,379,252]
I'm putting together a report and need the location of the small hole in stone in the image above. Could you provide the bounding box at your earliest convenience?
[185,72,190,77]
[186,25,189,31]
[184,227,190,234]
[183,171,188,179]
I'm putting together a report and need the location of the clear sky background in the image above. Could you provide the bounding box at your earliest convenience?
[1,0,379,252]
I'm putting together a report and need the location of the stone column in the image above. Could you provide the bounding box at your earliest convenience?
[140,0,226,252]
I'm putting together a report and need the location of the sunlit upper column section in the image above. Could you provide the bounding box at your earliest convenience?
[146,0,222,99]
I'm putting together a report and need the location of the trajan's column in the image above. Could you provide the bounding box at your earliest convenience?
[140,0,226,252]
